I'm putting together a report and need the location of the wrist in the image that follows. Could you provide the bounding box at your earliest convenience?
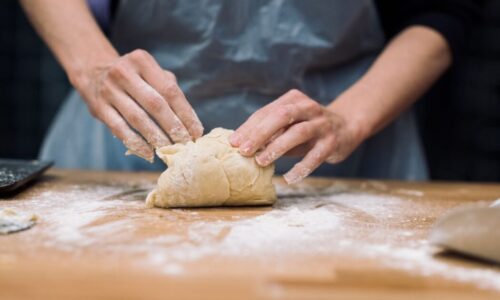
[65,46,118,91]
[326,99,373,146]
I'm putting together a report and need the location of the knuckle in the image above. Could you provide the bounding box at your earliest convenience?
[305,99,321,112]
[276,105,293,120]
[126,110,143,125]
[143,95,164,111]
[316,118,328,130]
[129,49,150,62]
[164,70,177,82]
[287,89,302,98]
[318,117,334,133]
[295,124,311,137]
[97,81,113,98]
[108,63,129,81]
[161,82,179,99]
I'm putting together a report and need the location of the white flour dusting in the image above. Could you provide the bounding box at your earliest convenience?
[491,199,500,208]
[4,182,500,291]
[394,188,425,197]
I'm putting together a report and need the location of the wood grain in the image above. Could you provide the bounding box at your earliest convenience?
[1,169,500,300]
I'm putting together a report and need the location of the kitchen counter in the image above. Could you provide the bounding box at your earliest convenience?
[1,169,500,299]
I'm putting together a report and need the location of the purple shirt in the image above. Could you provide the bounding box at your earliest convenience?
[87,0,111,30]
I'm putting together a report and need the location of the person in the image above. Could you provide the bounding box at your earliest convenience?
[20,0,479,183]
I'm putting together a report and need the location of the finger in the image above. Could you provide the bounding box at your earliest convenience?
[161,70,204,139]
[230,105,273,147]
[230,90,300,146]
[141,69,202,140]
[268,128,286,144]
[109,53,192,143]
[237,101,322,156]
[117,72,190,144]
[283,139,333,185]
[130,50,203,139]
[108,86,172,149]
[255,121,318,167]
[97,105,154,162]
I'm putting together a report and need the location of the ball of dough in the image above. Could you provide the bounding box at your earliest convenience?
[0,208,37,235]
[146,128,276,208]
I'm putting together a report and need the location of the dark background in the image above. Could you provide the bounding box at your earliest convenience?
[1,0,499,181]
[418,0,500,181]
[0,1,69,159]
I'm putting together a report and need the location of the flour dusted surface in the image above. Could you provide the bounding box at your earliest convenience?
[2,177,500,292]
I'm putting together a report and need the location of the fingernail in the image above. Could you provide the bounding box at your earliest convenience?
[124,139,154,162]
[195,124,204,139]
[240,141,253,155]
[170,126,191,143]
[229,133,241,146]
[147,133,171,149]
[283,173,302,185]
[284,166,311,185]
[255,154,268,166]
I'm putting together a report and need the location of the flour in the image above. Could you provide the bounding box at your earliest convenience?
[491,199,500,208]
[4,182,500,291]
[394,188,425,197]
[145,191,499,291]
[0,208,37,235]
[156,193,500,291]
[367,243,500,290]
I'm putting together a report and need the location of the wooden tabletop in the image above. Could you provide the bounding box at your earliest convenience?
[1,169,500,300]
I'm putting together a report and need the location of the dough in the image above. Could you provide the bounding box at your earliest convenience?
[0,208,37,235]
[146,128,276,208]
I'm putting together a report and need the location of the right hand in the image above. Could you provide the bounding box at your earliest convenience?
[73,49,204,161]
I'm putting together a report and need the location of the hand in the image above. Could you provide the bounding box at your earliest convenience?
[230,89,363,184]
[74,49,204,161]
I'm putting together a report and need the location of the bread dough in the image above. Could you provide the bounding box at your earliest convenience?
[146,128,276,208]
[0,208,37,235]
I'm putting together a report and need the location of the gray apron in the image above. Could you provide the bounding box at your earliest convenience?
[40,0,428,180]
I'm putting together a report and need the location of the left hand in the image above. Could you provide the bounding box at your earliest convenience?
[230,89,363,184]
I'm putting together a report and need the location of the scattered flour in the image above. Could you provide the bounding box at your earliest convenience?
[491,199,500,208]
[4,182,500,292]
[394,188,425,197]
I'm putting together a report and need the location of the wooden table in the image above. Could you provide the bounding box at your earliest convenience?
[1,169,500,299]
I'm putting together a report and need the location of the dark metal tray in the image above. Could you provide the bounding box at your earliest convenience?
[0,159,53,194]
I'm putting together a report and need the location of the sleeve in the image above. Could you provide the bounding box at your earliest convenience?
[375,0,483,58]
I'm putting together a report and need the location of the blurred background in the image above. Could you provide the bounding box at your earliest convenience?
[1,0,499,181]
[0,1,69,159]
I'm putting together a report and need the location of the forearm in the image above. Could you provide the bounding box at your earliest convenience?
[19,0,118,87]
[329,25,452,141]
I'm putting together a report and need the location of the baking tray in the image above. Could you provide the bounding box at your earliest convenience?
[0,159,53,194]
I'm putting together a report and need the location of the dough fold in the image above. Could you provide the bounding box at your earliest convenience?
[146,128,276,208]
[0,208,37,235]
